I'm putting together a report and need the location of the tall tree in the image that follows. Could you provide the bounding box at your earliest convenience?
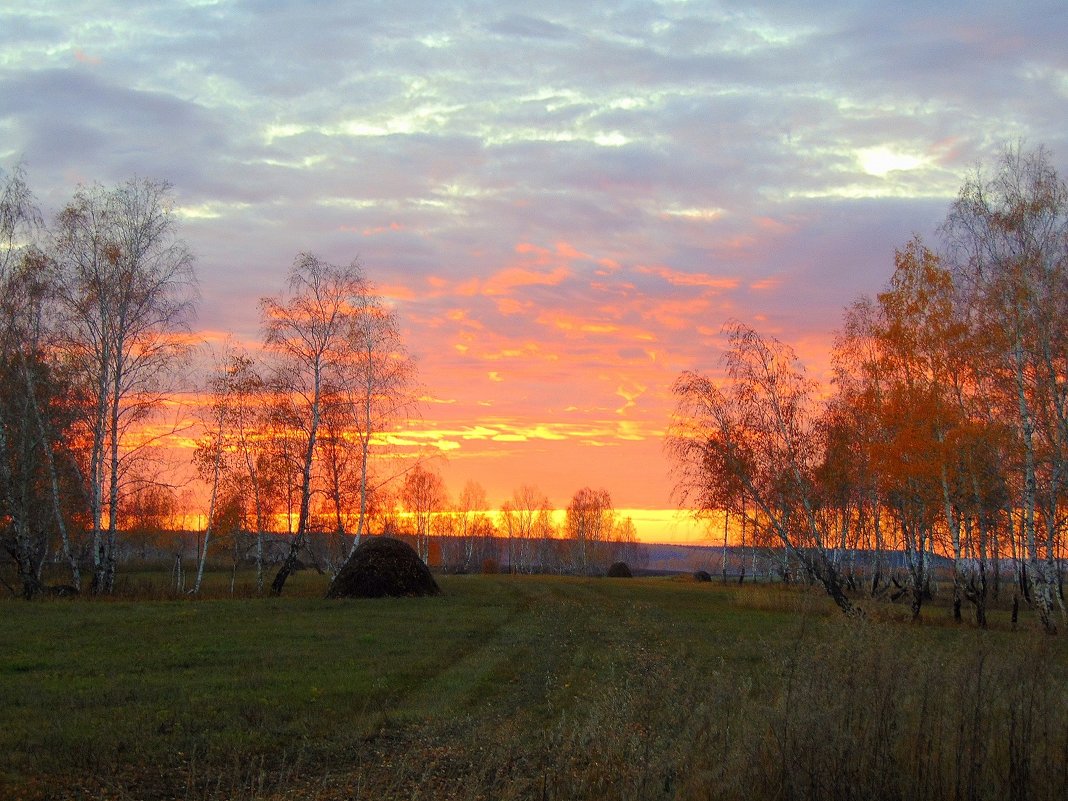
[0,165,60,597]
[191,347,258,595]
[942,144,1068,633]
[52,178,196,594]
[833,240,972,621]
[337,285,418,556]
[669,322,859,615]
[500,484,556,573]
[261,253,366,594]
[565,487,615,574]
[831,297,893,597]
[218,352,271,590]
[400,464,448,563]
[447,480,493,572]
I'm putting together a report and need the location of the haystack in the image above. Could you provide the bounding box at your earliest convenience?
[326,537,440,599]
[606,561,632,578]
[693,570,712,583]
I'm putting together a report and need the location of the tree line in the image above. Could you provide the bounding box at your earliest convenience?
[669,144,1068,633]
[0,168,646,599]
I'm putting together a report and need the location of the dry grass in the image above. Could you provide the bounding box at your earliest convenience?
[2,573,1066,800]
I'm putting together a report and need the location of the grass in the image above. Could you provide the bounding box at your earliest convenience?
[1,572,1066,800]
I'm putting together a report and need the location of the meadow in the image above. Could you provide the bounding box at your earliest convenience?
[1,571,1066,800]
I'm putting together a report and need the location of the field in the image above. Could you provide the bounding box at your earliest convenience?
[2,572,1067,800]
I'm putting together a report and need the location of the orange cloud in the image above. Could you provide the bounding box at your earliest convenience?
[514,240,592,266]
[615,382,647,415]
[423,260,571,299]
[445,308,485,329]
[378,283,416,300]
[477,341,559,361]
[406,418,660,449]
[495,297,529,315]
[482,265,571,295]
[538,310,621,335]
[637,264,741,290]
[718,234,758,254]
[636,296,713,331]
[749,277,781,291]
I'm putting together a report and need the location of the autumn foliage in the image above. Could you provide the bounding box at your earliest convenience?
[671,145,1068,632]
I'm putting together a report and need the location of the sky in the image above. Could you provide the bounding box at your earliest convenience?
[2,1,1067,542]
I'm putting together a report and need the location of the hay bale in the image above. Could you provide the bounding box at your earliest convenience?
[693,570,712,583]
[606,561,632,578]
[326,537,440,599]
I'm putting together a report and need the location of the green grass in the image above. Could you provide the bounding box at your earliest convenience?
[1,573,1066,800]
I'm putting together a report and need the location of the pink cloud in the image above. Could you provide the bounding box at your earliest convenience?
[637,264,741,290]
[362,222,403,236]
[638,296,714,331]
[754,216,795,235]
[482,265,571,296]
[749,277,781,291]
[73,49,101,65]
[379,283,416,300]
[495,297,529,315]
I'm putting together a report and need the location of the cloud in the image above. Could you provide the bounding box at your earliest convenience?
[636,264,740,290]
[482,263,571,296]
[1,0,1065,516]
[487,14,573,41]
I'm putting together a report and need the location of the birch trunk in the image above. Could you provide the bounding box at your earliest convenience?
[1014,337,1056,633]
[941,462,964,622]
[23,354,79,586]
[721,508,729,583]
[271,361,322,595]
[194,422,225,595]
[102,326,126,595]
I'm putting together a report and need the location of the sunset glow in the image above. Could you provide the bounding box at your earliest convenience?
[3,2,1065,543]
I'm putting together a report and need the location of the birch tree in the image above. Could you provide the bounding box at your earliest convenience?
[400,464,448,563]
[220,352,271,590]
[942,144,1068,634]
[190,348,253,595]
[0,165,53,597]
[338,287,418,556]
[500,484,555,573]
[316,396,359,570]
[445,480,494,572]
[831,298,893,596]
[262,253,366,594]
[565,487,615,574]
[52,178,196,594]
[0,267,85,597]
[832,240,972,621]
[669,322,859,615]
